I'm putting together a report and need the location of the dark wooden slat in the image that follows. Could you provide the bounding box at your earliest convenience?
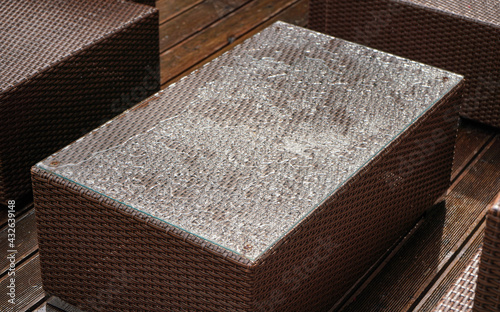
[0,208,38,274]
[31,296,84,312]
[330,219,426,311]
[415,222,485,311]
[159,0,305,84]
[156,0,205,25]
[0,253,44,312]
[159,0,252,53]
[32,302,65,312]
[160,0,308,88]
[339,136,500,311]
[0,201,34,229]
[451,121,494,181]
[43,297,85,312]
[0,208,7,228]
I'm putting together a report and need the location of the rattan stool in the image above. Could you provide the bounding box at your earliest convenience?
[0,0,159,204]
[308,0,500,129]
[32,22,464,311]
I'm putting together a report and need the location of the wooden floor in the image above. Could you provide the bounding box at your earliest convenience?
[1,120,499,311]
[154,0,309,87]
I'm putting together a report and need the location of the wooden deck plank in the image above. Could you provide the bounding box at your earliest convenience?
[160,0,308,88]
[159,0,252,53]
[1,202,34,229]
[0,208,7,228]
[156,0,205,25]
[451,121,494,181]
[339,136,500,311]
[159,0,306,85]
[42,297,85,312]
[0,208,38,273]
[33,302,65,312]
[415,222,485,311]
[0,253,44,312]
[32,296,84,312]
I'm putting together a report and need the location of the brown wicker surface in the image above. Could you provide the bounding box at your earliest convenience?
[0,0,159,204]
[32,22,463,311]
[308,0,500,129]
[474,193,500,311]
[433,248,481,312]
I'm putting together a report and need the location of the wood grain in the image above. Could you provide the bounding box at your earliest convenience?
[415,222,484,311]
[0,208,38,274]
[162,0,308,87]
[0,209,7,228]
[0,253,44,312]
[44,297,86,312]
[451,121,494,181]
[0,201,34,228]
[156,0,205,24]
[159,0,306,85]
[33,302,66,312]
[164,0,309,89]
[159,0,252,53]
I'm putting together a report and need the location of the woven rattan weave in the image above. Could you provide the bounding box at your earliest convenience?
[474,194,500,312]
[308,0,500,129]
[33,22,463,311]
[0,0,159,204]
[434,249,481,311]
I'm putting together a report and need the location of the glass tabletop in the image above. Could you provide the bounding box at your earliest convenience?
[37,22,463,260]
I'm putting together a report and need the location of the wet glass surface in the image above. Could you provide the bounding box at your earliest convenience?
[38,22,462,260]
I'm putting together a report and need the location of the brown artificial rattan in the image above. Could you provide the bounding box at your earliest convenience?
[435,250,481,311]
[31,87,464,312]
[474,193,500,312]
[0,0,159,204]
[32,23,464,311]
[308,0,500,129]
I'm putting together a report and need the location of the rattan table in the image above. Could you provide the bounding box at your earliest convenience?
[309,0,500,129]
[0,0,159,204]
[33,22,464,311]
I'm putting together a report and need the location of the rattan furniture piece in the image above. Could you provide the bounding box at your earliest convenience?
[433,192,500,312]
[0,0,159,204]
[475,193,500,311]
[308,0,500,129]
[32,22,464,311]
